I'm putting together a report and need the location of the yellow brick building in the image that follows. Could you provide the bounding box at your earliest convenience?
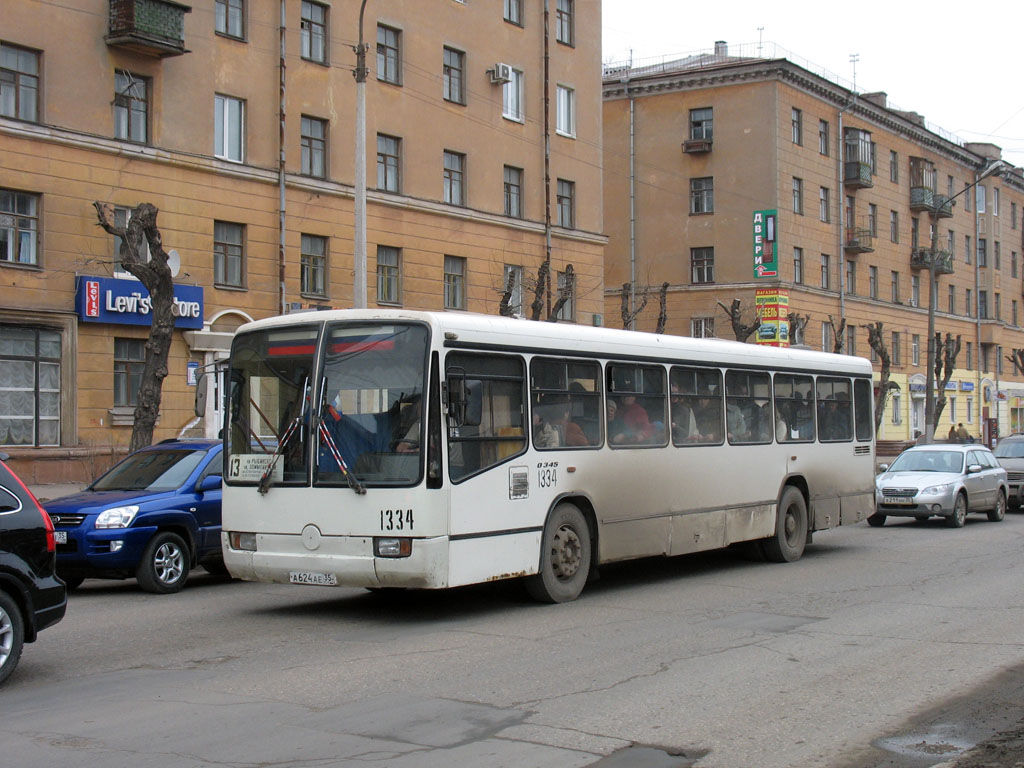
[1,0,605,482]
[603,42,1024,445]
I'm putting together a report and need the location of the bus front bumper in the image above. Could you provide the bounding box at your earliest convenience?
[221,531,449,589]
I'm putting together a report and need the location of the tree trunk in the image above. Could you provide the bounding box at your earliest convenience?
[716,299,760,342]
[547,264,574,322]
[654,282,669,334]
[867,322,892,432]
[529,258,550,322]
[828,314,847,354]
[787,313,809,346]
[93,202,174,452]
[619,282,649,329]
[932,332,962,425]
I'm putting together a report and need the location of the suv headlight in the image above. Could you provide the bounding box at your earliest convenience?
[921,483,953,495]
[96,505,139,529]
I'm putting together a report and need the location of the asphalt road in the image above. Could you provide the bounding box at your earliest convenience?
[4,513,1024,768]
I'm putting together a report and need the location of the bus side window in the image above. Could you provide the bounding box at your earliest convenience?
[816,377,853,442]
[854,378,873,442]
[774,374,815,443]
[607,363,668,448]
[726,370,772,445]
[530,358,602,450]
[670,366,723,446]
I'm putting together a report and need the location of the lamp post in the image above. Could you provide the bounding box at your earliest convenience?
[922,158,1007,443]
[351,0,370,309]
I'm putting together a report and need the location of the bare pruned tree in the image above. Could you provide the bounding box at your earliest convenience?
[827,315,847,354]
[1007,349,1024,376]
[932,332,962,425]
[620,282,651,329]
[788,313,810,346]
[529,258,550,322]
[498,268,518,317]
[547,264,574,322]
[654,282,670,334]
[716,299,761,342]
[866,321,894,431]
[93,201,174,452]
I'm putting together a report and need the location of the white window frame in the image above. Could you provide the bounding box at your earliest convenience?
[503,264,524,316]
[556,84,575,138]
[503,68,523,122]
[214,94,244,163]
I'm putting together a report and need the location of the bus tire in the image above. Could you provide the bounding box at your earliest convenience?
[762,486,807,563]
[525,503,591,603]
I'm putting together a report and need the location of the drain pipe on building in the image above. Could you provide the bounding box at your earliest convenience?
[278,0,287,315]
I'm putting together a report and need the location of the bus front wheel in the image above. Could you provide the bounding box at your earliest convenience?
[525,503,592,604]
[762,487,808,563]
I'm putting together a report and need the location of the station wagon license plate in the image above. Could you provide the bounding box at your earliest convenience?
[54,531,67,544]
[887,496,915,505]
[288,570,337,586]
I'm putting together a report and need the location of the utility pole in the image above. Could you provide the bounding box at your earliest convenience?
[923,158,1006,443]
[352,0,370,309]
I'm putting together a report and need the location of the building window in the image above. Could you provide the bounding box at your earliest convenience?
[912,334,920,366]
[691,317,714,338]
[892,332,901,366]
[996,293,1002,321]
[911,274,920,307]
[556,85,575,137]
[691,247,714,284]
[978,238,988,267]
[846,325,856,356]
[791,108,802,145]
[995,242,1001,271]
[949,397,957,423]
[890,150,898,183]
[890,271,899,303]
[300,116,327,178]
[819,186,830,223]
[443,150,465,206]
[870,142,878,175]
[977,185,986,214]
[846,259,856,295]
[376,134,400,192]
[215,0,245,38]
[376,245,401,305]
[690,108,712,140]
[443,47,465,104]
[1013,251,1019,278]
[503,68,523,121]
[890,210,899,243]
[818,119,829,155]
[0,189,39,266]
[821,253,831,289]
[967,396,974,422]
[556,179,575,228]
[300,234,327,297]
[555,270,575,321]
[821,322,829,352]
[948,285,955,314]
[503,264,524,316]
[690,177,713,214]
[793,247,803,284]
[965,235,972,265]
[891,393,902,424]
[444,255,466,310]
[377,25,401,84]
[948,230,955,259]
[213,221,244,287]
[1014,300,1018,327]
[1012,202,1018,229]
[867,266,880,300]
[504,165,523,218]
[966,288,972,317]
[964,182,972,213]
[301,1,327,63]
[868,204,877,236]
[792,177,803,215]
[0,43,39,122]
[555,0,574,45]
[0,326,61,446]
[114,70,147,144]
[911,217,920,250]
[504,0,522,25]
[113,337,145,407]
[979,290,989,319]
[965,342,972,370]
[214,94,244,162]
[994,188,1001,217]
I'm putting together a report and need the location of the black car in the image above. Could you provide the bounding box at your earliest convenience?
[0,453,67,684]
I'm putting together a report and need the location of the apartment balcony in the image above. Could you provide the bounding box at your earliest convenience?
[909,186,935,213]
[844,227,874,254]
[844,161,872,189]
[682,139,712,154]
[910,247,954,275]
[979,321,1003,346]
[932,194,954,218]
[106,0,191,57]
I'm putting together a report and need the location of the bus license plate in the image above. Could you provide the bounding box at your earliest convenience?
[288,571,337,586]
[54,531,67,544]
[888,497,914,505]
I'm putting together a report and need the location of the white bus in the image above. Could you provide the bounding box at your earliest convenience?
[220,309,875,602]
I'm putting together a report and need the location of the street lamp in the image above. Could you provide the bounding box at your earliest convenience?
[352,0,370,309]
[922,157,1007,443]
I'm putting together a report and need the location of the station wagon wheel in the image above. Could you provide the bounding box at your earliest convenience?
[946,493,968,528]
[136,532,190,594]
[0,591,25,685]
[61,574,85,591]
[866,513,886,528]
[762,486,808,562]
[988,489,1006,522]
[525,503,591,603]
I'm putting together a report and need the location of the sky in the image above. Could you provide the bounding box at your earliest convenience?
[601,0,1024,166]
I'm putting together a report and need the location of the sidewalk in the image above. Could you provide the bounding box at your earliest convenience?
[29,483,88,504]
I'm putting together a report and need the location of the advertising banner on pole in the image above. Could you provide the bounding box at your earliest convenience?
[752,209,778,279]
[755,288,789,346]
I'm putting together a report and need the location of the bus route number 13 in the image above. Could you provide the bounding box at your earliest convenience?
[538,462,558,488]
[380,509,414,531]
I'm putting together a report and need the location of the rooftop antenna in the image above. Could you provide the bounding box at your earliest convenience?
[849,53,860,92]
[757,27,764,56]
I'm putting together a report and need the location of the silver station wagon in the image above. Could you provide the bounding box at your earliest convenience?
[872,444,1008,528]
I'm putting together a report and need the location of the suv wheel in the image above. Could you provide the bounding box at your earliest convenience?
[0,591,25,685]
[136,532,190,594]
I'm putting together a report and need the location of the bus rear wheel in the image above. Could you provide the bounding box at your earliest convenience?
[525,503,591,604]
[762,486,808,563]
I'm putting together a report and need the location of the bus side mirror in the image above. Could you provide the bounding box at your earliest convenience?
[446,374,482,427]
[194,371,208,418]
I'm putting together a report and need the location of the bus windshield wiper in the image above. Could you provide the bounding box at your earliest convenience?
[317,380,366,495]
[257,378,308,495]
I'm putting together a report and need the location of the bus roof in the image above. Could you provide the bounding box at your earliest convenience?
[235,309,874,377]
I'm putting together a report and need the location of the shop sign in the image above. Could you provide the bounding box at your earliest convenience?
[752,209,778,278]
[75,276,204,330]
[960,381,974,391]
[754,288,789,347]
[944,381,958,390]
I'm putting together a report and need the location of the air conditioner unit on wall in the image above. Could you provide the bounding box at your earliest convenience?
[489,63,512,84]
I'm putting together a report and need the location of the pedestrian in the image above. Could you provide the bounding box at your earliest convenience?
[947,424,958,443]
[956,423,969,443]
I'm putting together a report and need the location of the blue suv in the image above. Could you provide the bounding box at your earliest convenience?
[46,439,224,594]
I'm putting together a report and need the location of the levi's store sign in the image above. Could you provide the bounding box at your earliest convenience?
[75,276,204,329]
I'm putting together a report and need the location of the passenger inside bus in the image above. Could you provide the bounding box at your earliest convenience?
[610,394,655,444]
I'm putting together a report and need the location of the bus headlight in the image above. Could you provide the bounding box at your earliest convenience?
[374,537,412,558]
[228,531,257,551]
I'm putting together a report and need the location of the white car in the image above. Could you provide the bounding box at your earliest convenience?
[872,443,1008,528]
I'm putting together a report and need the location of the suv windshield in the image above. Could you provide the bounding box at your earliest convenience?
[994,440,1024,459]
[888,450,964,474]
[91,449,206,492]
